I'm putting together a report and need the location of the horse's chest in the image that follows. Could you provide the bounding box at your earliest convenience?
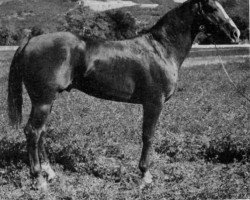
[154,58,179,98]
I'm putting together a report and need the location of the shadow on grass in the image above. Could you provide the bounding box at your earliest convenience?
[155,136,250,164]
[0,127,124,183]
[204,137,250,164]
[48,141,123,182]
[0,137,28,168]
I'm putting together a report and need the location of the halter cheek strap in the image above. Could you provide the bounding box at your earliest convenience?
[197,1,204,16]
[196,1,221,34]
[196,1,208,32]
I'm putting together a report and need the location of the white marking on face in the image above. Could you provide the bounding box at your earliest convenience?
[215,1,230,20]
[215,1,240,39]
[215,1,238,29]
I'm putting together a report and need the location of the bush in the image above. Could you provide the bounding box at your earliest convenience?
[61,4,138,40]
[0,27,10,45]
[0,25,45,45]
[0,26,22,45]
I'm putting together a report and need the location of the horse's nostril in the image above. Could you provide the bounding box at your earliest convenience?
[233,30,238,38]
[231,29,239,39]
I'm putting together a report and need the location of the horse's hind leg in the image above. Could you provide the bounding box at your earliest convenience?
[39,127,56,181]
[139,99,163,185]
[24,103,53,190]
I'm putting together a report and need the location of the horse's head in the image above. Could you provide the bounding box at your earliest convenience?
[194,0,240,43]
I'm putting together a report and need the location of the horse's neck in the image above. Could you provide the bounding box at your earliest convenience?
[149,2,198,66]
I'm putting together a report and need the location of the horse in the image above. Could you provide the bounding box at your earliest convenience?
[8,0,240,190]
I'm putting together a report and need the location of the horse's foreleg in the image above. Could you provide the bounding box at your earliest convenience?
[24,104,52,191]
[139,100,163,184]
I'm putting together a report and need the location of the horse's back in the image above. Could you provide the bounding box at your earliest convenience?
[22,32,85,103]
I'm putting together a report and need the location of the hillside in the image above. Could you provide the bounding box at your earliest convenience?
[0,0,75,44]
[0,0,249,45]
[0,0,74,32]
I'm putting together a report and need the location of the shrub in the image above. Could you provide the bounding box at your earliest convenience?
[61,4,138,40]
[0,26,28,45]
[0,27,10,45]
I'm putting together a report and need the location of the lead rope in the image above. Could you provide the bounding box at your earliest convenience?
[199,26,250,103]
[213,43,250,103]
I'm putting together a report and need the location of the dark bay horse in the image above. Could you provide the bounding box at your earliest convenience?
[8,0,240,190]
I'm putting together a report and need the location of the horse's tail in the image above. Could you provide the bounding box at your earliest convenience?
[7,40,28,128]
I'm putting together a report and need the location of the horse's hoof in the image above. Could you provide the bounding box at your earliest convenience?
[47,169,56,182]
[32,176,48,192]
[41,163,56,181]
[143,171,153,184]
[140,171,153,190]
[48,172,56,182]
[37,180,48,192]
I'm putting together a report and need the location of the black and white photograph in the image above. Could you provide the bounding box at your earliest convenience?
[0,0,249,199]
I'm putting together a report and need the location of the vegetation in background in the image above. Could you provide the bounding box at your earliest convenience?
[0,0,248,45]
[61,5,138,41]
[0,0,74,45]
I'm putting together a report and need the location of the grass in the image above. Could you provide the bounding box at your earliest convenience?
[0,53,249,199]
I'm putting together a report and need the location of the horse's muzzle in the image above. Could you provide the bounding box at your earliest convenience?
[230,28,240,44]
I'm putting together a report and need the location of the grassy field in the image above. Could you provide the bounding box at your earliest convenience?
[0,53,249,199]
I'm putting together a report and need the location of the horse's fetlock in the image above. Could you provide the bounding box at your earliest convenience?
[24,124,32,136]
[139,162,148,174]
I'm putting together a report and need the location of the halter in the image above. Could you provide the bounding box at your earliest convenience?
[196,1,211,32]
[212,41,250,104]
[194,1,250,103]
[197,1,204,16]
[196,1,234,34]
[196,11,250,103]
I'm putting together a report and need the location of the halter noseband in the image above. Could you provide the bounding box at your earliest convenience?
[197,1,204,16]
[196,0,233,35]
